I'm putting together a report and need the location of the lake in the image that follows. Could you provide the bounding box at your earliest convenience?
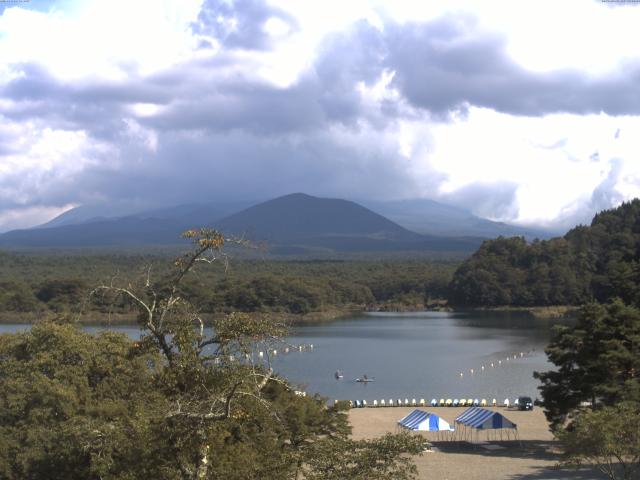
[0,310,567,403]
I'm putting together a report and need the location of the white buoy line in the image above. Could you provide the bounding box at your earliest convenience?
[457,349,534,379]
[208,343,315,365]
[251,343,315,360]
[341,397,526,409]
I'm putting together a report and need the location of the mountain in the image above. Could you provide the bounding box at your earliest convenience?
[214,193,483,254]
[361,198,557,240]
[0,217,192,247]
[0,193,484,254]
[216,193,420,241]
[38,204,137,229]
[2,201,252,248]
[37,201,251,229]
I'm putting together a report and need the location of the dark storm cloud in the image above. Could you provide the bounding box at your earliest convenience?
[59,129,421,209]
[0,64,177,141]
[143,78,328,134]
[2,64,172,105]
[384,15,640,117]
[192,0,298,50]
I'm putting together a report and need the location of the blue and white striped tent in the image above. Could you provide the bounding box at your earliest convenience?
[455,407,516,430]
[398,409,454,431]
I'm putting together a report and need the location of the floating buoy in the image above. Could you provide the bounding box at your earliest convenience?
[460,372,464,377]
[285,347,289,354]
[498,360,502,365]
[310,344,314,349]
[470,368,474,375]
[481,365,485,371]
[272,350,277,356]
[258,351,264,358]
[490,363,494,368]
[520,352,524,357]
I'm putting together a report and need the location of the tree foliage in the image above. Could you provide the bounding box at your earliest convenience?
[534,300,640,431]
[0,228,424,479]
[0,253,457,317]
[0,321,165,479]
[559,402,640,480]
[449,200,640,307]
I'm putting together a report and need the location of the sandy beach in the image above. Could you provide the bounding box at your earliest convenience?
[348,406,607,479]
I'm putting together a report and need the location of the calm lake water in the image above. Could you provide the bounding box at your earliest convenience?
[0,311,567,403]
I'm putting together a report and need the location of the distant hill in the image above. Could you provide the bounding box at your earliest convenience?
[448,199,640,307]
[37,201,251,230]
[0,217,193,247]
[216,193,420,241]
[362,198,556,240]
[214,193,483,254]
[0,193,484,255]
[2,201,252,248]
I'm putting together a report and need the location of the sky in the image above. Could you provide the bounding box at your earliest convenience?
[1,0,639,232]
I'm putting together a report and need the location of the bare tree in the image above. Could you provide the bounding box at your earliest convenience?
[91,228,287,479]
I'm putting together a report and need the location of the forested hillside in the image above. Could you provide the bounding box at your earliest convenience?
[449,200,640,307]
[0,255,456,318]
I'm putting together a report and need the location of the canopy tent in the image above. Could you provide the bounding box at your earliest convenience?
[454,407,518,442]
[398,409,454,440]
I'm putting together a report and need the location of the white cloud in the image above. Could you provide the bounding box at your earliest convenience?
[0,204,76,231]
[423,108,640,225]
[1,0,640,233]
[0,0,203,81]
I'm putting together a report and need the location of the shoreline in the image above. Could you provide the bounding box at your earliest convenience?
[0,304,576,325]
[460,305,578,319]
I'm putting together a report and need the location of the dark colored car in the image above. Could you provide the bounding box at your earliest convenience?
[517,396,533,410]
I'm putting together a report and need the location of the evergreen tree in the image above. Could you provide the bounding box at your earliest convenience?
[535,300,640,430]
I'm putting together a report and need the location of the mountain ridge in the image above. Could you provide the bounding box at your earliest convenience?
[0,193,543,255]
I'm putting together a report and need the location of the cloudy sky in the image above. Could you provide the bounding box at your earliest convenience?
[1,0,639,232]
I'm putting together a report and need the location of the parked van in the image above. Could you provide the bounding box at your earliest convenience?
[517,396,533,411]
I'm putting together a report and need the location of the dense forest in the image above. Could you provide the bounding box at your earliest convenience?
[449,200,640,307]
[0,254,457,319]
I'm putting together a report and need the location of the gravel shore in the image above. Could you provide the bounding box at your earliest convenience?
[348,406,607,479]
